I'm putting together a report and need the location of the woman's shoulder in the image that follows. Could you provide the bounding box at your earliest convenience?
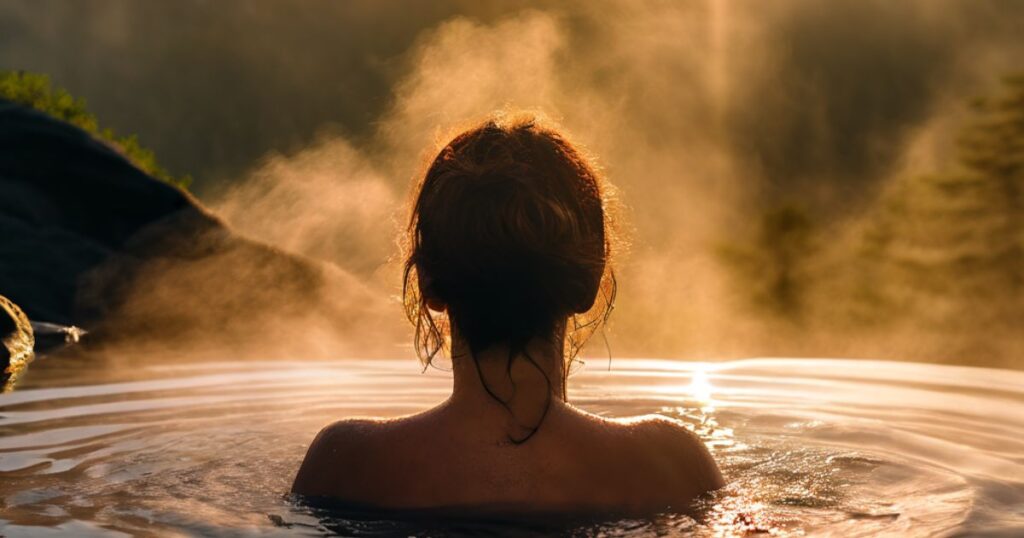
[632,415,725,495]
[579,412,724,503]
[575,409,703,443]
[628,414,703,444]
[291,417,403,497]
[317,417,390,441]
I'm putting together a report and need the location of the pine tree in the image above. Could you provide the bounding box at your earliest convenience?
[957,74,1024,291]
[854,75,1024,354]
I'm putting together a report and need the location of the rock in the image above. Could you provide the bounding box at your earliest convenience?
[0,98,216,326]
[0,99,404,361]
[1,294,34,392]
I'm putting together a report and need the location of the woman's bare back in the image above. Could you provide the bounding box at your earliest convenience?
[292,401,723,514]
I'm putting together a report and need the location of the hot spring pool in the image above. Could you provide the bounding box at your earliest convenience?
[1,357,1022,537]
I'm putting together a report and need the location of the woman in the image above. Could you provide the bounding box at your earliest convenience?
[292,114,723,514]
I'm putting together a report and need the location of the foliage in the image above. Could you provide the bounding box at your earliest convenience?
[959,75,1024,194]
[718,205,818,320]
[721,74,1024,351]
[859,75,1024,329]
[0,71,191,190]
[957,74,1024,289]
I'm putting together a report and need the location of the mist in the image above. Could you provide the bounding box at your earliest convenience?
[4,0,1023,367]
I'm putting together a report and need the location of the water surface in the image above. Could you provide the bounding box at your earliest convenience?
[1,358,1022,536]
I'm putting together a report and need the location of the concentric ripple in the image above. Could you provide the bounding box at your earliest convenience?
[1,358,1022,537]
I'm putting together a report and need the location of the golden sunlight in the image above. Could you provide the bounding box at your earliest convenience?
[689,366,714,404]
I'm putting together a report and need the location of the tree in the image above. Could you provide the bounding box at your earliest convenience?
[957,74,1024,290]
[855,75,1024,333]
[0,71,191,190]
[719,204,819,321]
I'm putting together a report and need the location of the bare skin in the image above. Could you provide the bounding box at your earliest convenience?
[292,330,724,514]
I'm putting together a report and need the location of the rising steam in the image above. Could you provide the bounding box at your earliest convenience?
[207,1,1022,367]
[6,0,1020,366]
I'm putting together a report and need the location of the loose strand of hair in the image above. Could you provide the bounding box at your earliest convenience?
[507,347,553,445]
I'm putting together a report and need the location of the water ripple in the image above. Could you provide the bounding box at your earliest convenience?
[0,358,1022,537]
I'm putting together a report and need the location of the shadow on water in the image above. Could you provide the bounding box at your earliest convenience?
[280,496,710,537]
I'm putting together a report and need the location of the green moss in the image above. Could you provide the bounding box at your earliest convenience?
[0,71,191,190]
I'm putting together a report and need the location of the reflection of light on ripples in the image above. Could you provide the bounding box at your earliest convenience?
[666,366,780,537]
[689,367,714,404]
[1,358,1023,536]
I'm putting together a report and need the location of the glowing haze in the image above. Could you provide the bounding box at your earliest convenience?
[4,0,1022,365]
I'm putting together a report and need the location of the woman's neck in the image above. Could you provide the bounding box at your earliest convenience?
[446,330,567,440]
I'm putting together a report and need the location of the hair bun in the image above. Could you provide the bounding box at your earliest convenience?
[404,115,614,363]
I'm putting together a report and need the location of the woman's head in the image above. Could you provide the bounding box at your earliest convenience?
[403,114,616,371]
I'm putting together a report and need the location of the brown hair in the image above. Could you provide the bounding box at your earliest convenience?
[402,114,616,439]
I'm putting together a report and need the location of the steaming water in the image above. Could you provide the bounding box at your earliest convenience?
[1,358,1022,537]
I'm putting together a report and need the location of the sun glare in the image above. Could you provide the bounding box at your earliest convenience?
[689,367,714,403]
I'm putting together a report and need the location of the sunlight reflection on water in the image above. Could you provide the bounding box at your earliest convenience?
[688,366,714,404]
[0,358,1022,536]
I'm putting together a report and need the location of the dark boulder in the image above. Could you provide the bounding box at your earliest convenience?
[0,98,217,325]
[0,99,403,360]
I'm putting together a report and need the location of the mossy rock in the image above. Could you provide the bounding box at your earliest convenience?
[1,294,34,392]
